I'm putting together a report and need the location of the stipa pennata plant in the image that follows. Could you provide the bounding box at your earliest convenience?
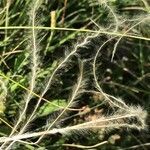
[0,77,7,115]
[0,0,149,149]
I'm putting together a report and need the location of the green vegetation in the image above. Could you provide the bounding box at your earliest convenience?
[0,0,150,149]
